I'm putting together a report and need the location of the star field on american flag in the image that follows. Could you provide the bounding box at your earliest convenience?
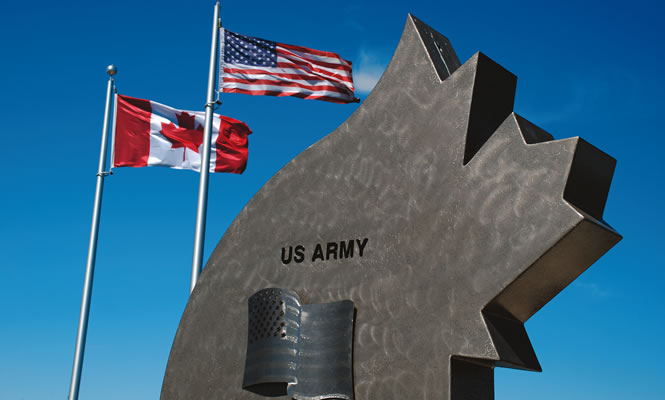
[224,31,277,67]
[219,28,357,104]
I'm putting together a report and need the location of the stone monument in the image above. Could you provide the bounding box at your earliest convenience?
[161,14,621,400]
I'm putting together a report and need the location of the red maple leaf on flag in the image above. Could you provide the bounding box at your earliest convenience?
[160,111,204,160]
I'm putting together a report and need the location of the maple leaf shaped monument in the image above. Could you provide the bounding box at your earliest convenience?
[160,111,204,161]
[161,15,622,400]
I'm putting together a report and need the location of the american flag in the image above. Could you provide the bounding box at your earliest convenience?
[219,29,357,104]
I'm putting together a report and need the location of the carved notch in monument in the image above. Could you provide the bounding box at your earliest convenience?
[514,114,554,144]
[410,14,461,81]
[463,53,517,165]
[243,288,355,399]
[483,311,541,372]
[563,138,617,221]
[450,358,495,400]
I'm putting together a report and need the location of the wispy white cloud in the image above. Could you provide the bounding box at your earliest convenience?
[573,281,610,298]
[354,69,384,94]
[354,49,388,94]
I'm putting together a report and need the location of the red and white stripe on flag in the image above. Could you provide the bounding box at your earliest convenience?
[112,94,251,174]
[219,29,357,104]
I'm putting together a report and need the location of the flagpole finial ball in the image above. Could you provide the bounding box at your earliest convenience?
[106,64,117,76]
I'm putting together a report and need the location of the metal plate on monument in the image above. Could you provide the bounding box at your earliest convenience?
[161,14,621,400]
[242,288,355,399]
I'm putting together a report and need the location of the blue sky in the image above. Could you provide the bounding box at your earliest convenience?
[1,1,664,399]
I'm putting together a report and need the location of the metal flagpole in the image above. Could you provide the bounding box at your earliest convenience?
[68,64,117,400]
[191,1,221,293]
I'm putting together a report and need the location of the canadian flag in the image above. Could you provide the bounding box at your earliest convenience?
[112,94,251,173]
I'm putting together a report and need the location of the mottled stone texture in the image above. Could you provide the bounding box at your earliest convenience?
[161,14,621,400]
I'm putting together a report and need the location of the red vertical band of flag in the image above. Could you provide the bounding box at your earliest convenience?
[215,117,250,173]
[114,95,151,167]
[113,94,251,173]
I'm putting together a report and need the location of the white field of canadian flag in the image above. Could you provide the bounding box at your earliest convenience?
[112,94,251,173]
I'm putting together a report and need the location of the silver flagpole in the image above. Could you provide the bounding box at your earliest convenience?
[68,64,116,400]
[191,1,221,293]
